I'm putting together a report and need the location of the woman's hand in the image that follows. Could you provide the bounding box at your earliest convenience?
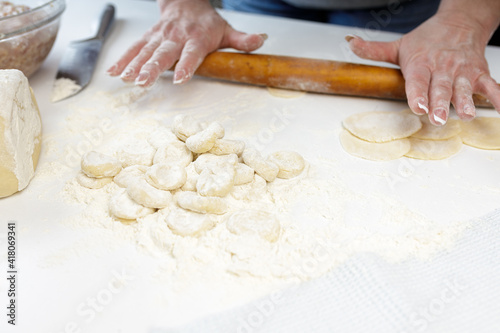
[107,0,266,87]
[347,1,500,125]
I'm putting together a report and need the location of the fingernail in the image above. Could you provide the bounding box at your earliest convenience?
[417,101,429,114]
[106,64,117,75]
[345,34,358,42]
[433,109,447,125]
[135,71,150,85]
[121,67,135,79]
[463,104,475,117]
[259,33,268,41]
[173,69,191,85]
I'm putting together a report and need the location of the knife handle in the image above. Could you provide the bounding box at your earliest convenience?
[95,4,115,41]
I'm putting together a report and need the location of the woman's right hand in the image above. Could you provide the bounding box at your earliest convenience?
[106,0,267,87]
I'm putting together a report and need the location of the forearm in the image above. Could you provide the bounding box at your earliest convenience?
[437,0,500,44]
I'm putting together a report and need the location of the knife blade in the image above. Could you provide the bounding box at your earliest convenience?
[51,3,115,102]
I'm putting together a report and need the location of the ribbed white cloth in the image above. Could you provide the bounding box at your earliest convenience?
[169,208,500,333]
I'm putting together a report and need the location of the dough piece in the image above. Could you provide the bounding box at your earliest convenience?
[147,127,180,149]
[185,121,225,154]
[208,139,245,156]
[0,70,42,198]
[340,129,411,161]
[115,140,156,167]
[196,164,235,197]
[242,148,279,182]
[165,208,214,237]
[412,116,462,140]
[113,165,148,188]
[146,163,187,191]
[234,163,254,185]
[405,136,462,160]
[109,188,155,220]
[193,153,238,174]
[76,171,113,189]
[172,114,203,142]
[175,191,228,215]
[267,87,306,99]
[226,210,281,242]
[81,151,122,178]
[153,140,193,167]
[343,110,422,142]
[268,151,305,179]
[460,117,500,149]
[127,178,173,209]
[181,163,199,192]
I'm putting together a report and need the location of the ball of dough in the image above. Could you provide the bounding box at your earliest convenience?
[234,163,255,185]
[175,191,228,215]
[164,207,214,237]
[339,129,411,161]
[196,164,235,197]
[113,165,148,188]
[242,148,279,182]
[0,70,42,198]
[109,188,156,220]
[81,151,122,178]
[343,110,422,143]
[185,121,225,154]
[76,171,113,189]
[115,140,156,167]
[127,178,173,209]
[153,140,193,167]
[172,114,203,142]
[146,163,187,191]
[208,139,245,156]
[268,151,305,179]
[147,127,180,149]
[226,210,281,242]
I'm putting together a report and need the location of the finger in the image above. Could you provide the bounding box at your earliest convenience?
[221,26,267,52]
[451,77,475,120]
[106,39,148,76]
[120,37,162,82]
[403,65,431,116]
[428,74,453,126]
[135,40,183,87]
[475,74,500,113]
[173,40,208,84]
[345,35,400,65]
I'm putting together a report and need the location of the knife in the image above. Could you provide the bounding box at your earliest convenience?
[51,3,115,102]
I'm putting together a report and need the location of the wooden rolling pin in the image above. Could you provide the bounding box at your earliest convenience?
[192,51,492,108]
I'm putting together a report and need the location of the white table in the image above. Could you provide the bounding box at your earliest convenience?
[1,0,500,332]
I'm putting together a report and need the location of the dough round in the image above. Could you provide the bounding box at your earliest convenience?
[267,87,306,99]
[81,151,122,178]
[109,188,156,220]
[412,116,462,140]
[165,208,214,237]
[146,163,187,191]
[405,136,463,160]
[343,110,422,143]
[226,210,281,242]
[76,171,113,189]
[175,191,228,215]
[460,117,500,149]
[340,129,411,161]
[268,151,305,179]
[127,178,173,209]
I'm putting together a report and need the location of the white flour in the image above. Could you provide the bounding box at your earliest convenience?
[37,84,469,326]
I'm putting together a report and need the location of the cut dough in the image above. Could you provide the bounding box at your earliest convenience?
[208,139,245,156]
[181,163,199,192]
[175,191,228,215]
[127,178,173,209]
[196,164,235,197]
[76,171,113,189]
[115,140,156,167]
[153,140,193,167]
[185,121,225,154]
[146,163,187,191]
[165,208,214,237]
[343,110,422,142]
[460,117,500,150]
[412,116,462,140]
[0,69,42,198]
[113,165,148,188]
[147,127,180,149]
[193,153,238,174]
[405,136,463,160]
[109,188,155,220]
[81,151,122,178]
[234,163,254,185]
[340,129,411,161]
[172,114,202,142]
[242,148,279,182]
[268,151,305,179]
[226,210,281,242]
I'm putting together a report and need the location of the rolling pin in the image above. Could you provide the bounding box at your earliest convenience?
[192,51,493,108]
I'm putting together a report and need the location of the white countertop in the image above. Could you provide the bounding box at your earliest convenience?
[1,0,500,332]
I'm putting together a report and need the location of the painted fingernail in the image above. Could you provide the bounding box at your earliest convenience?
[135,71,150,85]
[433,109,447,125]
[259,33,268,41]
[173,69,191,85]
[417,101,429,114]
[121,67,135,79]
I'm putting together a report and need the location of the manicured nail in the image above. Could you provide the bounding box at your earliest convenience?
[173,69,191,84]
[106,64,118,75]
[135,71,150,85]
[259,33,268,41]
[121,67,135,79]
[463,104,475,117]
[433,109,447,125]
[417,101,429,114]
[345,34,358,42]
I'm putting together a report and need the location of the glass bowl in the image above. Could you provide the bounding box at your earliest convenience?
[0,0,65,77]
